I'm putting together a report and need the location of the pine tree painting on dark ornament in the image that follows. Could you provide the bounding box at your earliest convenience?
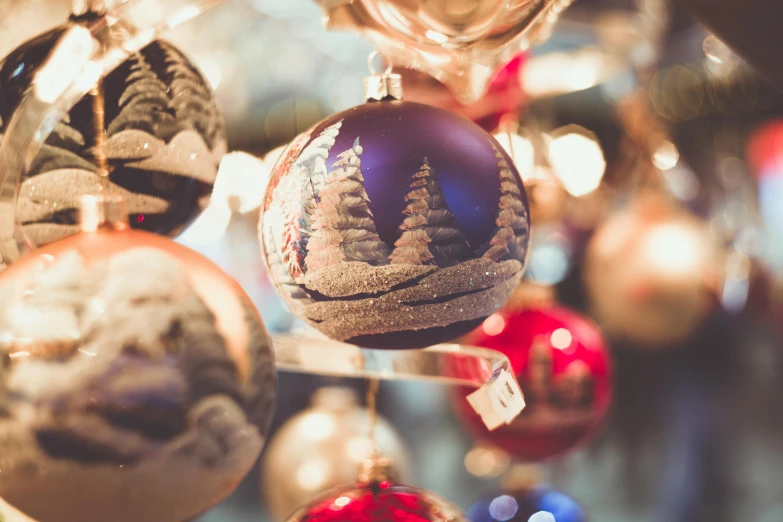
[0,27,226,247]
[261,101,531,349]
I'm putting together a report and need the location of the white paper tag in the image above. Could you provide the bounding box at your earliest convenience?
[466,368,525,431]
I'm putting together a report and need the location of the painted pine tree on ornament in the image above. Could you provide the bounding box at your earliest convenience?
[277,121,342,282]
[107,51,175,138]
[481,145,530,262]
[306,165,347,272]
[160,43,225,148]
[262,209,311,302]
[390,158,471,267]
[305,137,390,272]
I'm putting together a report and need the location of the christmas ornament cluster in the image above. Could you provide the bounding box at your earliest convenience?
[0,0,747,520]
[0,1,538,521]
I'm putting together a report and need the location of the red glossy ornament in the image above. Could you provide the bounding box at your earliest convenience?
[455,307,612,462]
[287,459,466,522]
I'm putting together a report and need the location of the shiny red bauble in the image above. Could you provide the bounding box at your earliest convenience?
[287,479,466,522]
[456,307,612,462]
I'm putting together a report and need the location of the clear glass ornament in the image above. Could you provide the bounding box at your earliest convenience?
[0,0,230,267]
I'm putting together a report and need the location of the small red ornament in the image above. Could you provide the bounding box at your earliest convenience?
[287,458,466,522]
[455,307,612,462]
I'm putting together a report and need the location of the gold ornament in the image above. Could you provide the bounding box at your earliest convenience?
[261,387,412,521]
[584,191,721,347]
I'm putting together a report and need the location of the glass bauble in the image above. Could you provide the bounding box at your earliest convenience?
[467,486,586,522]
[261,101,531,350]
[0,28,226,247]
[583,193,719,347]
[262,387,412,521]
[0,218,275,522]
[286,474,467,522]
[315,0,570,104]
[455,307,612,461]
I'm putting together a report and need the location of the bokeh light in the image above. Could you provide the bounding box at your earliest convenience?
[547,126,606,197]
[493,131,536,180]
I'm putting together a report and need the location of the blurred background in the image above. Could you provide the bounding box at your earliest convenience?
[3,0,783,521]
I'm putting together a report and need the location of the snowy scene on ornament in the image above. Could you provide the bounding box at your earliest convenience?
[0,244,275,522]
[0,28,226,247]
[261,102,530,349]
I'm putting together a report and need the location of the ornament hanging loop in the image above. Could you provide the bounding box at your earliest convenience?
[71,0,106,18]
[364,50,403,102]
[367,50,393,75]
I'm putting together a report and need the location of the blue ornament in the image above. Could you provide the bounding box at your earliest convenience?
[467,487,587,522]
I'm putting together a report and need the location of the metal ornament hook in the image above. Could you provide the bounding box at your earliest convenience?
[364,50,403,102]
[367,50,393,75]
[71,0,107,18]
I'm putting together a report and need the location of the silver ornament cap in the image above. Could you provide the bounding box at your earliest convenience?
[79,193,129,232]
[364,51,403,102]
[358,455,397,485]
[71,0,107,17]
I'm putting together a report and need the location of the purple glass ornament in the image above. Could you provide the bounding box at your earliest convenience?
[261,101,531,349]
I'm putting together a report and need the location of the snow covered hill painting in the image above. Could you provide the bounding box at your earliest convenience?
[262,101,531,349]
